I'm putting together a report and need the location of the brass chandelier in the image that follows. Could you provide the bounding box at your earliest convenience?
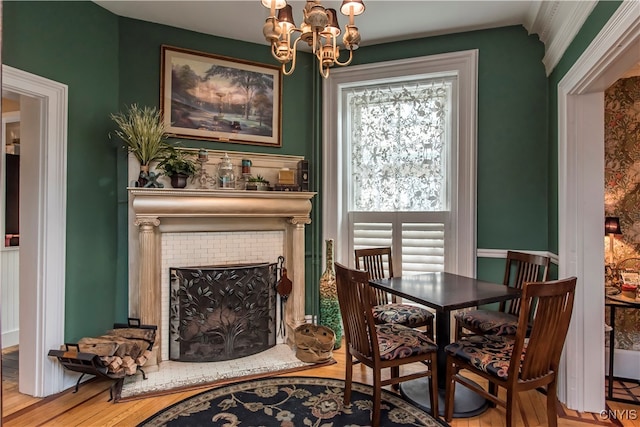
[262,0,366,78]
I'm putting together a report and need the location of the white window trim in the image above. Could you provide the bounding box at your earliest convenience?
[322,50,478,276]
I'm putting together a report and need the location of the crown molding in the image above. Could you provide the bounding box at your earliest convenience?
[525,0,598,76]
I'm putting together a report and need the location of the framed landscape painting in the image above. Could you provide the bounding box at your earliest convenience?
[161,45,282,147]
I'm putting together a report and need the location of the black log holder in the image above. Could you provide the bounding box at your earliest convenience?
[47,318,157,402]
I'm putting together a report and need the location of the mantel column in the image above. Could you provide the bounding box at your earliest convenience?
[134,216,161,364]
[286,216,311,344]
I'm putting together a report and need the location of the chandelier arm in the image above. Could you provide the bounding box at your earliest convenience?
[282,37,302,76]
[333,49,354,67]
[319,59,330,79]
[270,42,283,62]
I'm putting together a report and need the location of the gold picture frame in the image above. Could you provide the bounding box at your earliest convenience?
[160,45,282,147]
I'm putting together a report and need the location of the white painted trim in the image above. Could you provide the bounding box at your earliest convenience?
[477,248,559,265]
[322,50,478,277]
[2,65,68,397]
[557,0,640,413]
[542,1,598,76]
[605,348,640,380]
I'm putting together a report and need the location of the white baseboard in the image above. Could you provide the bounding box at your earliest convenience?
[2,329,19,348]
[605,347,640,380]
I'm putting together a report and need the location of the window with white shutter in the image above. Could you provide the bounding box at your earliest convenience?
[346,76,451,275]
[323,51,477,277]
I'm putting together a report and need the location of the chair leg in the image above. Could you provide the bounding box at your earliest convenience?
[372,369,382,427]
[547,380,558,427]
[344,352,353,406]
[487,382,498,407]
[444,355,456,422]
[453,318,461,341]
[391,366,400,390]
[391,366,400,379]
[428,353,439,418]
[506,389,515,427]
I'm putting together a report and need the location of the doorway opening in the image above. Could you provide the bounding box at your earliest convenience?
[1,65,68,398]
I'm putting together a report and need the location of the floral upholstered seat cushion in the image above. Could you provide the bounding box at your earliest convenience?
[373,303,434,327]
[444,335,520,378]
[455,309,520,336]
[375,323,437,361]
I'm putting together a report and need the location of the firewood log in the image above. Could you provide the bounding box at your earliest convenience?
[124,364,137,376]
[109,366,126,378]
[76,338,119,357]
[108,357,122,372]
[96,335,142,359]
[106,328,156,343]
[99,356,115,367]
[135,355,147,366]
[121,355,136,368]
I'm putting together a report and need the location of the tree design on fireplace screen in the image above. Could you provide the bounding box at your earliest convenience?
[169,263,277,362]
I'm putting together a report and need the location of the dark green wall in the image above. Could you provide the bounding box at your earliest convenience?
[547,1,623,254]
[3,1,120,341]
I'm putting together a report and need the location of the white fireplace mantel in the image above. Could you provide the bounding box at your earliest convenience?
[128,188,316,363]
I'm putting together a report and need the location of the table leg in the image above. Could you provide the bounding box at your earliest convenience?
[608,305,615,400]
[399,310,489,417]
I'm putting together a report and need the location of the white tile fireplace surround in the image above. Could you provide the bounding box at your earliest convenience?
[128,188,315,364]
[162,231,284,361]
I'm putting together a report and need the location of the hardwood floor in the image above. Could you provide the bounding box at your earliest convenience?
[2,345,639,426]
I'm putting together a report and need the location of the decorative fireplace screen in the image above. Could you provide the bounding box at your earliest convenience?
[169,262,277,362]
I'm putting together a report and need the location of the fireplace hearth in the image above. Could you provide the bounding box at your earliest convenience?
[169,263,277,362]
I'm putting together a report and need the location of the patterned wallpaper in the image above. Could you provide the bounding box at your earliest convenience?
[604,76,640,351]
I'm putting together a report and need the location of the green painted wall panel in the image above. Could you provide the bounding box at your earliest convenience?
[3,1,120,341]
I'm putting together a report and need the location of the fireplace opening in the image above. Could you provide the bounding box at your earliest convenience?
[169,262,277,362]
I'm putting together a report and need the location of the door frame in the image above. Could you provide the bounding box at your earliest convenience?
[3,65,68,396]
[558,1,640,412]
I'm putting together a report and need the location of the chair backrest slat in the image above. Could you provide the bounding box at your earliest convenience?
[335,262,379,361]
[508,277,577,385]
[355,247,395,305]
[502,251,551,316]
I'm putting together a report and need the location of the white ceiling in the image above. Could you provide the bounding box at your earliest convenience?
[92,1,640,77]
[93,0,542,48]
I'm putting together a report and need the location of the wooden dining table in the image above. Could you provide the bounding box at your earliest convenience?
[369,271,521,418]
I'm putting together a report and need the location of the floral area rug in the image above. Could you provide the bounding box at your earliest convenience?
[137,376,448,427]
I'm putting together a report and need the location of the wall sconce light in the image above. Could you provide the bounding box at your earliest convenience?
[605,216,622,265]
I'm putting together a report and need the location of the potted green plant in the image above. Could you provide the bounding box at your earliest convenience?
[110,104,171,186]
[246,175,269,191]
[157,147,197,188]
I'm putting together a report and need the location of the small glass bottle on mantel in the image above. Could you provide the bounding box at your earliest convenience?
[217,153,236,189]
[318,239,343,349]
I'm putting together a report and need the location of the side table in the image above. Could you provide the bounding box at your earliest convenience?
[605,296,640,404]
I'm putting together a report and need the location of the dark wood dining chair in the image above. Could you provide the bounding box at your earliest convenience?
[355,247,434,339]
[454,250,550,339]
[335,262,439,426]
[444,276,577,427]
